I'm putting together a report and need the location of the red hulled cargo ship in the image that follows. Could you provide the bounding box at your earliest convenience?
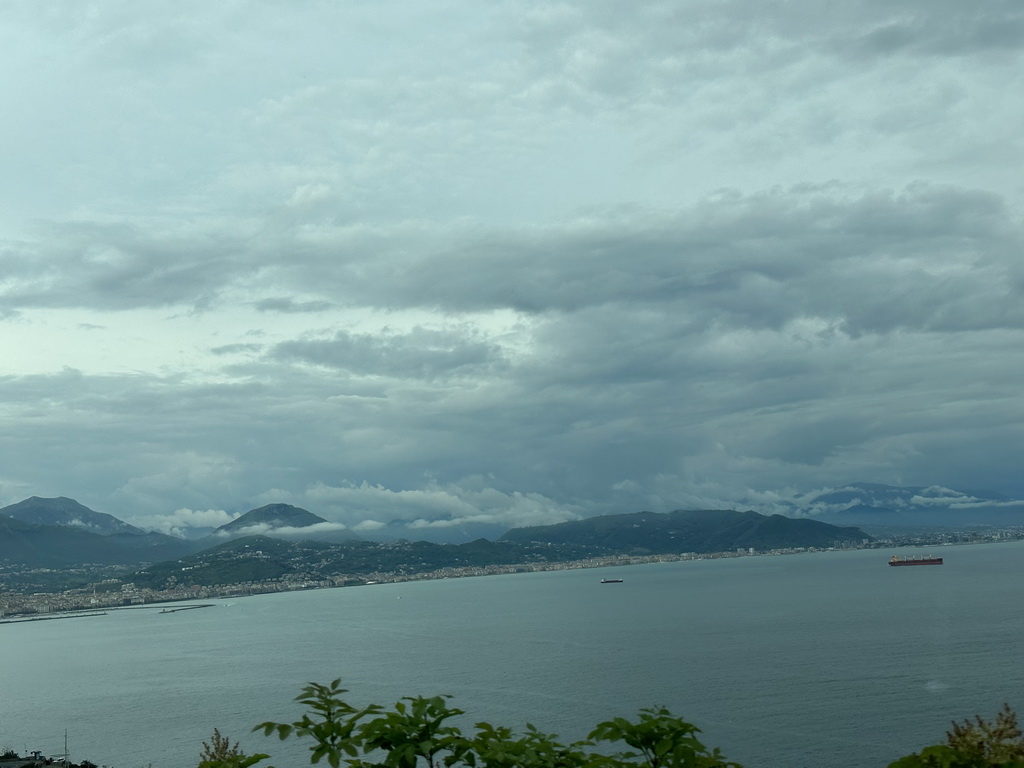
[889,555,943,566]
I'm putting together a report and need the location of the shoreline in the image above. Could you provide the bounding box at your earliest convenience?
[0,610,108,625]
[0,603,214,624]
[4,537,1016,622]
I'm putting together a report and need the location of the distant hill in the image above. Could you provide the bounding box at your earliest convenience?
[130,534,606,589]
[499,509,871,553]
[128,510,869,590]
[809,482,1011,509]
[799,482,1024,528]
[211,503,361,544]
[0,513,199,568]
[0,496,146,535]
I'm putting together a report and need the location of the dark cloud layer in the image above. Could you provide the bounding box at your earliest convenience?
[5,185,1019,324]
[1,2,1023,533]
[272,327,505,380]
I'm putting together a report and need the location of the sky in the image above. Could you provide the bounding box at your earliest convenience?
[2,1,1024,538]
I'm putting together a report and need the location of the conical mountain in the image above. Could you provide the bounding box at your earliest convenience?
[213,503,360,543]
[216,503,328,533]
[0,496,145,535]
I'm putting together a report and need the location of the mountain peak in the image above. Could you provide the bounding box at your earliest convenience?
[217,503,328,533]
[0,496,144,535]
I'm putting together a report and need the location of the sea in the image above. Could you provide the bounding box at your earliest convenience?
[3,541,1024,768]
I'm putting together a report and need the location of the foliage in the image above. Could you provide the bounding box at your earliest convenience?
[198,727,269,768]
[463,722,595,768]
[889,705,1024,768]
[251,678,742,768]
[195,679,1022,768]
[588,708,743,768]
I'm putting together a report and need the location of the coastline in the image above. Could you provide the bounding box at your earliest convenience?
[4,532,1018,621]
[0,603,214,625]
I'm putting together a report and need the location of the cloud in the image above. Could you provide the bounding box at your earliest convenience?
[849,6,1024,57]
[270,326,506,380]
[136,507,238,537]
[211,343,264,356]
[254,298,335,314]
[0,219,254,311]
[210,521,351,539]
[5,184,1020,337]
[1,2,1024,532]
[352,519,386,532]
[299,480,582,532]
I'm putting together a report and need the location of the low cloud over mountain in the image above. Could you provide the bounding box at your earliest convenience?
[780,483,1024,527]
[211,503,361,544]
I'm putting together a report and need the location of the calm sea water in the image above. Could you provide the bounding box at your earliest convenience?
[3,541,1024,768]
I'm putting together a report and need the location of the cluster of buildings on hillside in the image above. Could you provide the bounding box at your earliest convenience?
[0,550,794,618]
[4,527,1024,621]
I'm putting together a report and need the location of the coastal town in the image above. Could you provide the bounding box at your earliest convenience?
[3,526,1022,621]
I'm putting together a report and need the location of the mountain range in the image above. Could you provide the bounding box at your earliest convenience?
[500,508,870,553]
[0,503,197,568]
[0,498,358,568]
[0,495,871,574]
[791,482,1024,528]
[129,510,872,590]
[2,481,1021,572]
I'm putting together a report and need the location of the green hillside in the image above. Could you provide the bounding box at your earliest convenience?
[0,514,197,567]
[128,535,605,589]
[499,509,871,553]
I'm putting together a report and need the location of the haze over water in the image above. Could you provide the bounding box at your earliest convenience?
[4,542,1023,768]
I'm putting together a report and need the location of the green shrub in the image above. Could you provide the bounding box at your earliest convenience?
[205,678,744,768]
[889,705,1024,768]
[195,679,1020,768]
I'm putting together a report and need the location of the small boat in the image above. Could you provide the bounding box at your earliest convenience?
[889,555,943,566]
[600,578,624,583]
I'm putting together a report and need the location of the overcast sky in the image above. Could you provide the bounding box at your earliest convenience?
[2,1,1023,536]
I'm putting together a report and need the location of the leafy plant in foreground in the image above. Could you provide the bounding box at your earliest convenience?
[198,677,1019,768]
[199,727,269,768]
[889,705,1024,768]
[589,707,743,768]
[248,678,741,768]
